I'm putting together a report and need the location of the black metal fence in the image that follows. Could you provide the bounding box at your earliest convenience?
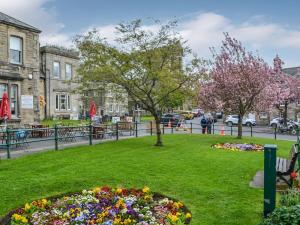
[0,121,297,159]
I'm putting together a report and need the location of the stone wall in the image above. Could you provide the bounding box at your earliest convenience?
[0,23,41,124]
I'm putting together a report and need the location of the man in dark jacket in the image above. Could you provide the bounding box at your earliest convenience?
[200,116,207,134]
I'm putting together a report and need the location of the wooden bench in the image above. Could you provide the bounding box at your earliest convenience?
[276,144,299,187]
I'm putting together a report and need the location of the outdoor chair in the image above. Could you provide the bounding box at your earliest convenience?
[276,144,299,187]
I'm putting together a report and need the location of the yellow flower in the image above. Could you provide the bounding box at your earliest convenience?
[144,195,151,201]
[24,203,31,212]
[12,214,21,221]
[21,217,28,223]
[42,198,48,205]
[124,218,132,224]
[116,188,123,194]
[142,186,150,193]
[167,213,179,223]
[186,212,192,219]
[93,187,101,193]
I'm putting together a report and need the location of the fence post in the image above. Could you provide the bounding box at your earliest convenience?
[135,121,138,137]
[54,125,58,151]
[264,144,277,217]
[150,121,153,136]
[89,123,93,145]
[250,125,253,137]
[190,122,193,133]
[116,122,119,141]
[162,123,165,134]
[230,125,233,136]
[212,122,215,134]
[171,125,174,134]
[274,127,277,140]
[6,128,10,159]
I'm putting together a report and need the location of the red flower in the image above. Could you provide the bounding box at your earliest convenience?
[290,171,298,179]
[101,186,110,192]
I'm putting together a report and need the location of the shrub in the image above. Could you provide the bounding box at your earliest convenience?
[261,205,300,225]
[280,188,300,207]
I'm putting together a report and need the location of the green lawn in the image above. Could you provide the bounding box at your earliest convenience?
[140,115,154,122]
[41,119,89,127]
[0,135,293,224]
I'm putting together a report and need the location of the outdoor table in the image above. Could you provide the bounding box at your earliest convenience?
[93,125,105,139]
[31,124,49,138]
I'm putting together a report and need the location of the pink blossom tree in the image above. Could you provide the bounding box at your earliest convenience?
[199,33,279,138]
[272,55,300,126]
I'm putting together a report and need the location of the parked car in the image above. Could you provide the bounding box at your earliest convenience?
[216,112,223,119]
[192,108,203,117]
[181,111,194,120]
[270,117,299,130]
[225,115,256,126]
[161,113,181,126]
[205,113,218,122]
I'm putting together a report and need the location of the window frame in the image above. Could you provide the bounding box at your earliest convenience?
[10,84,18,117]
[53,61,61,78]
[55,93,71,111]
[9,36,23,65]
[65,63,72,80]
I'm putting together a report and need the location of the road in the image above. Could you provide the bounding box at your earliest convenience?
[137,117,299,142]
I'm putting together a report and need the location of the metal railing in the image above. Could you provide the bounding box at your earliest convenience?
[0,121,297,159]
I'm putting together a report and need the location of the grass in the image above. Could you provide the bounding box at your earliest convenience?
[140,115,154,122]
[0,134,293,224]
[41,119,89,127]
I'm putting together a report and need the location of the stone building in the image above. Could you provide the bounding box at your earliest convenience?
[0,11,130,124]
[81,83,128,118]
[0,11,42,124]
[40,46,82,119]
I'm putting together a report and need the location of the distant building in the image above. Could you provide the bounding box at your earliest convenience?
[40,46,82,119]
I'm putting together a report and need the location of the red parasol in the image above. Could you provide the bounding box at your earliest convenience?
[0,92,11,122]
[89,101,96,119]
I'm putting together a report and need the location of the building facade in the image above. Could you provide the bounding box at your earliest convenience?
[0,12,42,124]
[40,46,82,119]
[0,11,130,124]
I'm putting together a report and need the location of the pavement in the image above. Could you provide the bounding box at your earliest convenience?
[0,117,298,159]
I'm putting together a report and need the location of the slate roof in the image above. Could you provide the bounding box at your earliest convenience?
[283,67,300,78]
[0,11,41,33]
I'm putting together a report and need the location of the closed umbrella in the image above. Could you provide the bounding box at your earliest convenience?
[89,101,96,119]
[0,92,11,127]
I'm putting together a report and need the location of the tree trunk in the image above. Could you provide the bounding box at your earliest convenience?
[283,101,288,126]
[237,114,243,139]
[154,117,163,146]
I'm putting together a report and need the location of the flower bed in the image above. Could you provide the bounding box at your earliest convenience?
[212,143,263,151]
[1,186,191,225]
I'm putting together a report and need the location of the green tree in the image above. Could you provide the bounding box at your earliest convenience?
[75,20,202,146]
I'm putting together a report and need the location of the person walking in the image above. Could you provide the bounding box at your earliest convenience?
[207,117,212,134]
[200,116,207,134]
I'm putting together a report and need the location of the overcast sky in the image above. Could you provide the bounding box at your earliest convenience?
[1,0,300,67]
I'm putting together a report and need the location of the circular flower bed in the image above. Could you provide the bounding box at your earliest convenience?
[212,143,263,151]
[1,186,191,225]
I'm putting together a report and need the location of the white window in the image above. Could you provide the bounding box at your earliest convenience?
[65,63,72,80]
[53,62,60,78]
[10,84,18,116]
[10,36,22,64]
[55,94,71,111]
[60,94,66,110]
